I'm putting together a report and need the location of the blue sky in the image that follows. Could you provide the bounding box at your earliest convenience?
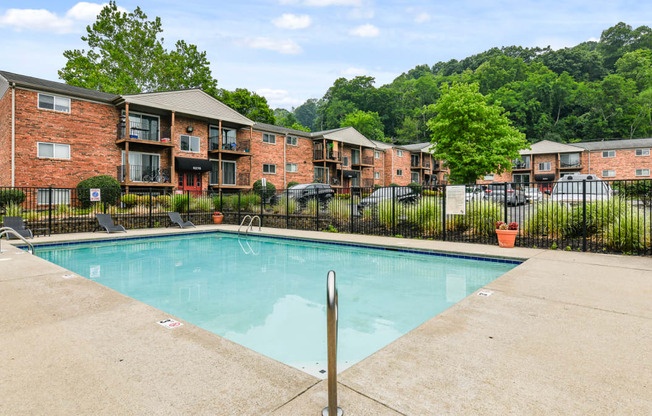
[1,1,651,109]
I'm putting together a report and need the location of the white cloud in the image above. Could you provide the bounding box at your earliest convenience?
[256,88,304,108]
[238,37,303,54]
[349,24,379,38]
[348,8,374,19]
[341,67,368,77]
[414,12,431,24]
[0,2,123,34]
[272,14,311,30]
[279,0,362,6]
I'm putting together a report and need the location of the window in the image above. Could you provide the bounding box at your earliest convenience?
[223,161,236,185]
[122,111,160,141]
[343,156,349,166]
[374,171,381,179]
[538,162,551,171]
[263,133,276,144]
[37,142,70,159]
[635,149,650,156]
[351,149,360,165]
[636,169,650,177]
[286,136,298,146]
[286,163,298,173]
[180,135,200,152]
[484,174,495,180]
[411,172,419,183]
[560,153,581,168]
[37,189,70,205]
[513,173,530,183]
[314,166,329,182]
[263,164,276,174]
[602,150,615,158]
[602,170,616,178]
[38,93,70,113]
[397,150,404,157]
[396,169,403,176]
[374,150,381,159]
[121,151,160,182]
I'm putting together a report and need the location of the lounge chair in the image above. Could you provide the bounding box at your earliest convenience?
[2,216,33,239]
[95,214,127,233]
[167,212,195,229]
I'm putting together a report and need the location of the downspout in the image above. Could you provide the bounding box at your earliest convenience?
[283,133,287,188]
[11,82,16,186]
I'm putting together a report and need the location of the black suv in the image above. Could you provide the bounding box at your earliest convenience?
[273,183,335,205]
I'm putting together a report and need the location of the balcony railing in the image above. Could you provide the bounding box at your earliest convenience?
[117,122,170,142]
[117,165,171,183]
[314,149,342,162]
[210,172,250,187]
[362,178,374,187]
[560,161,582,168]
[353,156,373,166]
[513,161,531,170]
[209,136,251,153]
[432,162,441,170]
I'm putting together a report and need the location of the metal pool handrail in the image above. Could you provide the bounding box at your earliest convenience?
[322,270,343,416]
[0,227,34,254]
[237,215,261,234]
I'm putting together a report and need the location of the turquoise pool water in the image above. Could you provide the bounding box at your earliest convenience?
[36,233,517,377]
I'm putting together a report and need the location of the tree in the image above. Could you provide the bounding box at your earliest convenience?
[294,99,319,131]
[59,1,217,94]
[427,83,528,184]
[217,89,275,124]
[340,110,387,142]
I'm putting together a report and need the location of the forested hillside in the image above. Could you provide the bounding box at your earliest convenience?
[287,22,652,145]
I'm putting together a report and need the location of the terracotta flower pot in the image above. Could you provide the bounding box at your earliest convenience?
[496,229,518,248]
[212,213,224,224]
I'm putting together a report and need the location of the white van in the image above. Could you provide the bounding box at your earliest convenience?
[550,174,614,203]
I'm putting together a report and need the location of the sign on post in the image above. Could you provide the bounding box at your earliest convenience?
[261,178,267,187]
[445,185,466,215]
[90,188,101,202]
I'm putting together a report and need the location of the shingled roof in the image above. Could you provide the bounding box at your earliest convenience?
[573,138,652,151]
[0,71,119,103]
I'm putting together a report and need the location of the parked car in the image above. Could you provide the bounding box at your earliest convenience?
[272,183,334,205]
[550,174,614,203]
[482,182,526,205]
[523,187,544,203]
[357,186,421,212]
[465,186,484,202]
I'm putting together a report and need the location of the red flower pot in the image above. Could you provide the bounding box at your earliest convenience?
[496,229,518,248]
[212,213,224,224]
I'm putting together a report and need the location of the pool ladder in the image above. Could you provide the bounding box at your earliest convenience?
[237,215,261,234]
[0,227,35,255]
[322,270,343,416]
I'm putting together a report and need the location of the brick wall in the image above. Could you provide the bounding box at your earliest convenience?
[585,149,652,180]
[13,88,120,188]
[0,89,11,186]
[390,149,412,185]
[286,136,314,186]
[249,129,283,189]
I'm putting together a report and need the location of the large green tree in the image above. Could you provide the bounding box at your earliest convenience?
[340,110,387,142]
[59,1,217,95]
[217,89,275,124]
[428,83,528,184]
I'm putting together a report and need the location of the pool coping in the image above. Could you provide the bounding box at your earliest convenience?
[3,225,651,414]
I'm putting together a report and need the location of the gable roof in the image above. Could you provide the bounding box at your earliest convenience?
[312,126,378,148]
[400,142,434,153]
[519,140,581,155]
[573,138,652,151]
[121,89,254,126]
[0,70,119,103]
[252,122,311,137]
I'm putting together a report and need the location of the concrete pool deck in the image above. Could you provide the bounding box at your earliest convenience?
[1,225,650,415]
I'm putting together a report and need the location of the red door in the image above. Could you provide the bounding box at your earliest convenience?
[178,171,203,195]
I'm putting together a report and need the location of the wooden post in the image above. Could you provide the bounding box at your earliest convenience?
[218,120,222,188]
[171,111,176,188]
[124,103,130,186]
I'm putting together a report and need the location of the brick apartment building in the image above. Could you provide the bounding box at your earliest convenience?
[481,139,652,187]
[0,70,448,197]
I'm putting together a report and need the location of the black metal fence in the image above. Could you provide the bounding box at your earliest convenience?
[1,179,650,255]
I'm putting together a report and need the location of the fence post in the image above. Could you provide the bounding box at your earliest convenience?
[48,186,53,235]
[392,186,396,236]
[503,182,508,223]
[148,187,153,228]
[237,191,241,225]
[349,191,353,234]
[286,188,289,229]
[442,185,447,241]
[186,190,190,222]
[260,188,264,227]
[582,179,587,252]
[316,192,320,231]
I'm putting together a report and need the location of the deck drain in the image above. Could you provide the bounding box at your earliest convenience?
[157,318,183,329]
[477,289,493,297]
[62,274,76,279]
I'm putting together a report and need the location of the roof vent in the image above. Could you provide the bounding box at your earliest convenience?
[587,175,594,180]
[566,176,573,180]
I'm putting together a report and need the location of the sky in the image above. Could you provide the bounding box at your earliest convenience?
[1,1,651,109]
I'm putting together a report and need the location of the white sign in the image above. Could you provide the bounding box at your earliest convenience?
[90,188,101,202]
[445,185,466,215]
[477,289,494,297]
[157,318,183,329]
[261,177,267,187]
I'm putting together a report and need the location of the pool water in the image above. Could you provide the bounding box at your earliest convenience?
[36,233,517,377]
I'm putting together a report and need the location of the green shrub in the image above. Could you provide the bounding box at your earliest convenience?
[121,194,140,208]
[408,182,423,195]
[389,183,399,187]
[327,199,351,221]
[0,189,26,207]
[192,196,213,212]
[335,193,351,199]
[76,175,121,208]
[212,195,222,211]
[240,193,262,211]
[523,201,574,238]
[410,197,441,233]
[374,200,404,229]
[466,200,502,237]
[604,211,650,252]
[306,199,319,215]
[172,194,191,213]
[5,202,23,216]
[157,195,172,210]
[273,197,299,215]
[253,179,276,200]
[287,181,299,189]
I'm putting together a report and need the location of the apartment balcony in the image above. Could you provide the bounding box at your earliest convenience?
[411,160,432,170]
[352,155,374,167]
[116,122,173,147]
[559,161,582,169]
[208,136,251,155]
[512,161,531,170]
[209,173,251,189]
[313,149,342,163]
[432,162,441,171]
[117,166,173,186]
[361,178,374,187]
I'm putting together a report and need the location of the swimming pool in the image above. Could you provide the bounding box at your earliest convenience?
[35,232,518,377]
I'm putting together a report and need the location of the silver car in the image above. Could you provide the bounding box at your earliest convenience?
[523,187,544,203]
[550,174,614,203]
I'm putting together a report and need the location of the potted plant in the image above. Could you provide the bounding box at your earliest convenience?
[212,211,224,224]
[495,221,518,248]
